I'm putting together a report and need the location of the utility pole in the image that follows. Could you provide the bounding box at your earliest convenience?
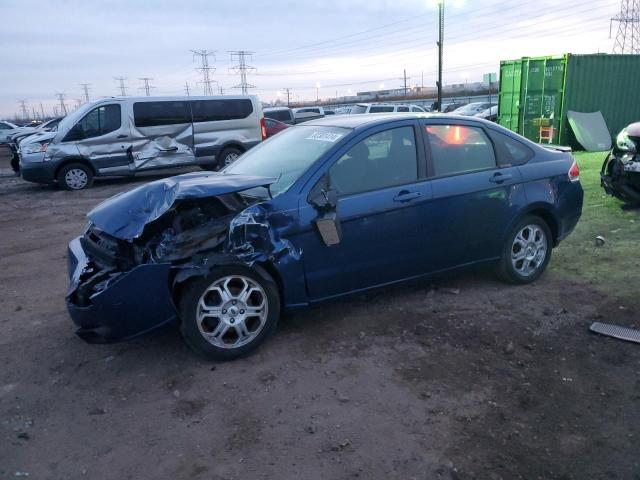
[74,99,83,109]
[55,92,68,115]
[18,100,28,120]
[79,83,91,102]
[114,77,128,96]
[219,85,224,95]
[228,50,256,95]
[40,102,45,119]
[611,0,640,53]
[32,107,37,120]
[139,77,155,96]
[399,69,410,97]
[191,50,217,95]
[436,0,445,111]
[184,81,191,96]
[283,88,292,107]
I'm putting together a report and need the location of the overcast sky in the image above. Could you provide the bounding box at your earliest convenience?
[0,0,622,119]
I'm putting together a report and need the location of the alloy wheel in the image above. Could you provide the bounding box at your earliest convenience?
[511,224,547,277]
[196,275,268,349]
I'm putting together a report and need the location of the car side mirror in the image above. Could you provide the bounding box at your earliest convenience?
[308,175,342,246]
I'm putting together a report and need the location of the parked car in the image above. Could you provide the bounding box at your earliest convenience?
[601,121,640,204]
[264,107,295,124]
[441,102,467,113]
[9,117,64,172]
[324,109,336,115]
[264,117,289,137]
[453,102,495,116]
[333,106,352,115]
[474,105,498,122]
[18,96,264,190]
[350,103,427,114]
[66,113,583,360]
[0,120,28,144]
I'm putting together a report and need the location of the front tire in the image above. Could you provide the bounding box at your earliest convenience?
[497,215,553,284]
[218,147,243,169]
[178,265,280,360]
[57,163,93,190]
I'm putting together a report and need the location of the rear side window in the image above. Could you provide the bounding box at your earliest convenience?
[411,106,424,112]
[330,126,418,195]
[397,106,410,112]
[77,104,121,139]
[487,129,533,166]
[191,99,253,123]
[133,101,190,127]
[425,125,496,177]
[369,106,395,113]
[264,110,292,122]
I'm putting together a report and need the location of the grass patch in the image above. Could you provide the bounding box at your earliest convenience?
[551,152,640,302]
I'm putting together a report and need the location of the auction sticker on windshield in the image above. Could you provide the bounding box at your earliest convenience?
[306,131,343,142]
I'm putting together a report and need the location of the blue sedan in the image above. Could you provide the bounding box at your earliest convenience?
[66,114,583,359]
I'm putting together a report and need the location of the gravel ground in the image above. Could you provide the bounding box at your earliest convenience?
[1,146,639,480]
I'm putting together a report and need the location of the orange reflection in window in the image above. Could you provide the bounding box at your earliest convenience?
[426,125,468,144]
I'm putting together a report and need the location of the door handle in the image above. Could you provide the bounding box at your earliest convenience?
[393,190,422,202]
[489,172,513,183]
[117,134,128,139]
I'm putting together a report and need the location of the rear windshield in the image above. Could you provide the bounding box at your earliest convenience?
[265,110,292,122]
[350,105,368,114]
[369,106,395,113]
[223,125,350,197]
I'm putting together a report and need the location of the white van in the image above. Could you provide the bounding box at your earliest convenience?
[19,95,264,190]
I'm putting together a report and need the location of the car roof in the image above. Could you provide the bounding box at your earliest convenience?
[304,112,494,129]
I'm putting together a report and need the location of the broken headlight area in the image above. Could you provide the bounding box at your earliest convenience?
[71,193,252,306]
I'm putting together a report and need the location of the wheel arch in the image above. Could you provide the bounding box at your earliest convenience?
[54,157,97,179]
[506,204,560,247]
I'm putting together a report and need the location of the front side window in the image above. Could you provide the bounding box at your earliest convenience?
[330,126,418,196]
[133,101,190,127]
[76,104,121,139]
[425,124,496,177]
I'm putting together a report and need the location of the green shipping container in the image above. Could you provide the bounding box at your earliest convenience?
[497,53,640,147]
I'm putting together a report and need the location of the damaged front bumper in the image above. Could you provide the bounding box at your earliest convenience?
[66,237,178,343]
[601,151,640,204]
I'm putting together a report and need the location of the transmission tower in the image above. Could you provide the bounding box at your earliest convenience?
[17,100,28,120]
[228,50,256,95]
[114,77,128,96]
[79,83,91,102]
[184,81,191,96]
[399,69,411,97]
[191,50,217,96]
[55,93,68,115]
[139,77,155,96]
[611,0,640,53]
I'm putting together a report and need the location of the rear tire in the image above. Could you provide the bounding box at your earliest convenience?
[178,264,280,361]
[217,147,243,169]
[497,215,553,284]
[57,162,94,190]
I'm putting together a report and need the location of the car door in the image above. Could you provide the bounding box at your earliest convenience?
[420,120,526,270]
[129,100,195,171]
[298,122,434,300]
[72,103,131,172]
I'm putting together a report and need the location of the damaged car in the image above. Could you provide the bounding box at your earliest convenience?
[67,114,583,360]
[601,121,640,204]
[20,95,265,190]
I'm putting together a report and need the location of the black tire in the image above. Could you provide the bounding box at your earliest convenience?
[178,264,280,361]
[57,162,94,190]
[217,147,243,169]
[497,215,553,284]
[10,151,19,173]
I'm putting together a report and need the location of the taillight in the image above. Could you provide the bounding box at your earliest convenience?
[260,117,267,140]
[568,159,580,182]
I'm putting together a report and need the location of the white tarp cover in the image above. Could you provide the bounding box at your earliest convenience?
[567,110,612,152]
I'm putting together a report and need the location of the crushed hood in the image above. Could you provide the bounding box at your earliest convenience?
[88,172,277,241]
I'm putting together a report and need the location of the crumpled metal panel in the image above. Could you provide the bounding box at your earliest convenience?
[87,172,277,240]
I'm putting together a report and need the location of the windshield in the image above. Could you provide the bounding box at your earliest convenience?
[223,125,350,197]
[55,102,101,135]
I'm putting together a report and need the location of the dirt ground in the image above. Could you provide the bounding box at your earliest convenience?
[1,146,639,480]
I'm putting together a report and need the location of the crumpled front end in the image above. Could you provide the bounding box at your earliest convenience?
[601,123,640,204]
[66,172,298,343]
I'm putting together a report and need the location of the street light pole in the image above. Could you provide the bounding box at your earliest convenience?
[437,0,444,111]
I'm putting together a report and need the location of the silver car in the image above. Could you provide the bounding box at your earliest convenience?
[19,95,264,190]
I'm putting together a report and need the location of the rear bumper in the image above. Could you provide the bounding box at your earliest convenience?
[66,237,178,343]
